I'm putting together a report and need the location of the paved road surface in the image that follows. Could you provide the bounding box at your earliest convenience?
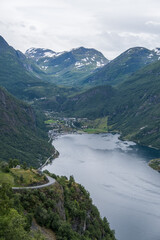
[12,175,56,190]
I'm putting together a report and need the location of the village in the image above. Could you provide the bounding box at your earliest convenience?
[44,111,108,140]
[44,111,89,140]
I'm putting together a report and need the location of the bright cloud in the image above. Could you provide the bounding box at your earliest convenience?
[1,0,160,59]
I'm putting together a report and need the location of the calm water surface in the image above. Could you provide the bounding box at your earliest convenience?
[43,133,160,240]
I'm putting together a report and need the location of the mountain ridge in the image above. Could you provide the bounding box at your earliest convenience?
[83,46,160,87]
[25,46,109,86]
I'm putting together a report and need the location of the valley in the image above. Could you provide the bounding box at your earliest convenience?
[1,34,160,152]
[1,34,160,240]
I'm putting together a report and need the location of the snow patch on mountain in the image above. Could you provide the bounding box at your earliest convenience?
[26,48,37,55]
[43,50,65,58]
[75,62,84,68]
[75,59,105,69]
[41,66,48,70]
[148,53,153,58]
[43,51,56,58]
[97,61,105,67]
[154,48,160,55]
[56,51,65,57]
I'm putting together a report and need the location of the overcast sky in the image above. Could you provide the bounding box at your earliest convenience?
[1,0,160,59]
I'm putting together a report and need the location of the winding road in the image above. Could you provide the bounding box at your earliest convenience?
[12,175,56,190]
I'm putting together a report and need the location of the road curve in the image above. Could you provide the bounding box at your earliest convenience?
[12,175,56,190]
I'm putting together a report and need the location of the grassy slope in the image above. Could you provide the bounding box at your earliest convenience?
[0,169,46,187]
[0,171,14,185]
[83,117,108,133]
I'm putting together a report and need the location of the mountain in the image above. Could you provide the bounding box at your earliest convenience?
[0,35,79,112]
[109,59,160,149]
[25,47,109,86]
[2,34,160,149]
[0,87,54,167]
[83,47,160,87]
[60,59,160,149]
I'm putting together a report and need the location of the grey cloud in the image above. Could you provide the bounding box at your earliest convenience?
[20,23,26,28]
[1,0,160,59]
[95,13,160,35]
[30,25,37,31]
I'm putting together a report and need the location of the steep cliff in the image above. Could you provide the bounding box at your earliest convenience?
[0,87,54,167]
[19,173,116,240]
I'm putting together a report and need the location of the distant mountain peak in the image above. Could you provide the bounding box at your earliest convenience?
[71,46,86,51]
[71,46,93,52]
[83,46,160,87]
[125,47,149,55]
[25,47,66,61]
[70,46,104,54]
[25,46,109,86]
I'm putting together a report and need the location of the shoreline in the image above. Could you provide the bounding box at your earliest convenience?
[39,148,59,170]
[118,133,160,151]
[148,158,160,172]
[42,129,160,172]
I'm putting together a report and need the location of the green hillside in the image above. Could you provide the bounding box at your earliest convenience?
[0,36,44,98]
[61,85,116,118]
[0,35,77,111]
[0,87,54,167]
[0,167,47,187]
[109,60,160,148]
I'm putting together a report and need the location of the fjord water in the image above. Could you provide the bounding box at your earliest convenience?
[43,133,160,240]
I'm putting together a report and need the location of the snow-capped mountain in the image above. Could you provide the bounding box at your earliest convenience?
[25,46,160,88]
[83,47,160,87]
[25,47,109,86]
[25,48,65,61]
